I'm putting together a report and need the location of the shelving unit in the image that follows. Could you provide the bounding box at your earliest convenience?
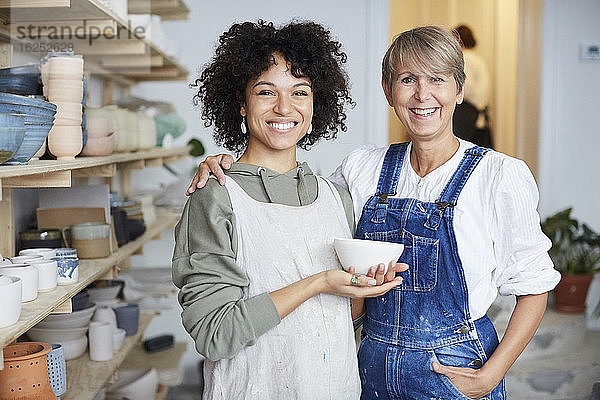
[0,0,189,82]
[129,0,190,21]
[0,208,179,361]
[63,312,156,400]
[0,1,191,395]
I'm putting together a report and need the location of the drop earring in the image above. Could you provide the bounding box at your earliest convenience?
[306,124,312,135]
[240,116,247,134]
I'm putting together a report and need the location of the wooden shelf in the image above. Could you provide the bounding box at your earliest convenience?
[128,0,190,21]
[0,0,188,82]
[0,146,189,180]
[62,312,156,400]
[120,341,186,372]
[0,209,179,351]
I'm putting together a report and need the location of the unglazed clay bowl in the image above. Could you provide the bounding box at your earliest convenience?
[47,124,82,160]
[333,237,404,275]
[48,56,84,81]
[82,133,115,156]
[54,101,83,126]
[47,79,83,103]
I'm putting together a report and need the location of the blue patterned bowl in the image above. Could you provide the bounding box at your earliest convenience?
[0,125,26,164]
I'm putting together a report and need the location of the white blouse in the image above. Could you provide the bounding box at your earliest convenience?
[329,139,561,320]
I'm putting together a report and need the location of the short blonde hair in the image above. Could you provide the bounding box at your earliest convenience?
[382,26,465,93]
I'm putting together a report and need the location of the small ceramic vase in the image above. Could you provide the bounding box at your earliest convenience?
[89,321,114,362]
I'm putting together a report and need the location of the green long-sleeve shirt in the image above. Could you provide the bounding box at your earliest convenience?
[172,162,355,361]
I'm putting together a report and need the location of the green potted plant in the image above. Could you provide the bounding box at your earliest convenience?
[541,208,600,313]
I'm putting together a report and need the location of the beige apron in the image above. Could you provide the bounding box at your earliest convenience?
[202,176,360,400]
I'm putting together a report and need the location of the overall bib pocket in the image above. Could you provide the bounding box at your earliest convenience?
[364,228,439,292]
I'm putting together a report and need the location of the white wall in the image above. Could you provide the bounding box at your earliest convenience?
[130,0,390,177]
[538,0,600,229]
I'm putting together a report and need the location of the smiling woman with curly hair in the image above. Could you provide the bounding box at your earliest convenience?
[192,19,354,154]
[174,19,405,400]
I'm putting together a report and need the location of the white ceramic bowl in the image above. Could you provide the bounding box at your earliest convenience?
[61,334,88,360]
[106,368,159,400]
[19,248,57,259]
[87,285,121,303]
[9,254,43,264]
[27,325,88,342]
[26,259,58,292]
[0,263,39,302]
[333,238,404,275]
[36,304,96,329]
[0,275,22,328]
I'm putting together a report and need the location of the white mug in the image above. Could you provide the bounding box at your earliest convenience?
[89,321,113,362]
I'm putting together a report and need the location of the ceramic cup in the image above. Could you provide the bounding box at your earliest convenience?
[26,258,58,292]
[55,248,77,258]
[19,248,57,259]
[51,257,79,285]
[63,222,111,259]
[112,303,139,336]
[0,263,39,302]
[92,306,118,331]
[0,275,22,327]
[9,254,43,264]
[89,321,114,362]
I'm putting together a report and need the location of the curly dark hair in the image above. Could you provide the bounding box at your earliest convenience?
[191,20,354,154]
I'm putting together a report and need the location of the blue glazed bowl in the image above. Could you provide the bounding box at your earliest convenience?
[15,113,54,124]
[0,126,26,164]
[0,112,26,126]
[0,75,42,96]
[0,65,41,76]
[4,121,53,164]
[0,102,57,118]
[0,92,55,108]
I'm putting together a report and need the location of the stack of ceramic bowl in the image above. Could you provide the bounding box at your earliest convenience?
[27,323,89,361]
[0,113,26,165]
[45,55,84,160]
[82,114,114,156]
[0,64,42,96]
[33,300,95,360]
[0,92,56,164]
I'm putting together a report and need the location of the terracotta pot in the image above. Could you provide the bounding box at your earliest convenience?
[0,342,57,399]
[553,273,594,313]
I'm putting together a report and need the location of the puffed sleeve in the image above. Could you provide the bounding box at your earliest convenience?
[490,158,561,296]
[172,179,281,361]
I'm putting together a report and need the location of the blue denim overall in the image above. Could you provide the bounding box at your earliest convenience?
[356,143,506,400]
